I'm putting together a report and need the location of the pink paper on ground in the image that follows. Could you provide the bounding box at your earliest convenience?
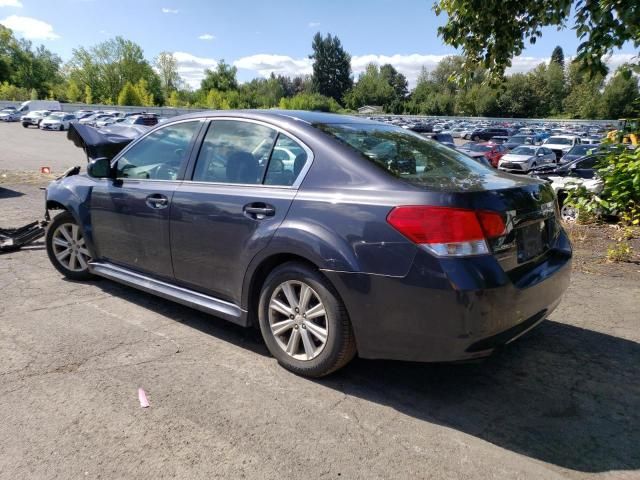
[138,388,150,408]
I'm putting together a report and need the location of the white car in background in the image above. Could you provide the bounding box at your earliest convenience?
[498,145,557,172]
[543,135,582,161]
[39,112,77,131]
[21,110,52,127]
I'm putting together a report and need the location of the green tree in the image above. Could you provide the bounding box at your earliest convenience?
[154,51,182,98]
[563,62,605,118]
[66,80,82,102]
[600,67,640,119]
[309,32,352,103]
[117,81,142,106]
[380,64,408,98]
[550,46,565,69]
[435,0,640,82]
[200,60,238,92]
[496,73,538,117]
[84,85,93,104]
[29,88,38,100]
[344,63,396,110]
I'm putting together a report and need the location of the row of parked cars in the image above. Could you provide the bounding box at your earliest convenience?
[0,100,162,137]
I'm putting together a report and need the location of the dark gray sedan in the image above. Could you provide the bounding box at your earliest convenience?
[44,111,571,376]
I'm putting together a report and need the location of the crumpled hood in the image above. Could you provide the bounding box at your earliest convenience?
[67,122,134,161]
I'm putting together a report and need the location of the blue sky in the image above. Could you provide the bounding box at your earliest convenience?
[1,0,636,88]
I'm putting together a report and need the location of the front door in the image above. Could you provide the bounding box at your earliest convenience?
[170,119,311,304]
[90,120,202,279]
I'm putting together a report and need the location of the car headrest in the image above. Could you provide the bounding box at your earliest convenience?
[226,151,259,184]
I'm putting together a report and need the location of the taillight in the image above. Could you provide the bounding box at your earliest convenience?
[386,206,506,257]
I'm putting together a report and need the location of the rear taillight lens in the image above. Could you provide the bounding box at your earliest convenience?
[387,206,506,257]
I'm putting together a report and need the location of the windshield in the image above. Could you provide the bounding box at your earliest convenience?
[546,137,573,145]
[316,123,493,189]
[510,146,536,156]
[48,113,64,120]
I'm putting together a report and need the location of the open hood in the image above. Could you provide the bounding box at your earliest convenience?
[67,123,134,161]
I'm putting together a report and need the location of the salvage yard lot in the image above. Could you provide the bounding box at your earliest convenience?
[1,123,639,479]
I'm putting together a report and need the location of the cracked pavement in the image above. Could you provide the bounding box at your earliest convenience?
[1,129,640,479]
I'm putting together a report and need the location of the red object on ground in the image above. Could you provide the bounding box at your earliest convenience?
[40,167,51,174]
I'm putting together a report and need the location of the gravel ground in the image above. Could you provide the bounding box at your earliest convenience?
[1,129,639,479]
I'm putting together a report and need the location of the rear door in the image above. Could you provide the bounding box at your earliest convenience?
[170,119,312,304]
[90,120,203,279]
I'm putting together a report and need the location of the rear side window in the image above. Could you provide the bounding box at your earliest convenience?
[264,134,308,186]
[116,121,200,180]
[317,123,491,189]
[193,120,277,184]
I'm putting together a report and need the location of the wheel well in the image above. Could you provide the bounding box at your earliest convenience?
[246,253,320,327]
[46,200,67,211]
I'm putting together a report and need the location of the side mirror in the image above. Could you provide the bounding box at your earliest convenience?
[87,157,113,178]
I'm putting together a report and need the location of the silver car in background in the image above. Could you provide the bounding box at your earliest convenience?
[498,145,557,173]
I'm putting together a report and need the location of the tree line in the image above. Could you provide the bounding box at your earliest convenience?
[1,24,638,119]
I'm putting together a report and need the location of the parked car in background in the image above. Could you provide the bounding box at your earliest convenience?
[503,135,536,151]
[498,145,557,172]
[21,110,52,127]
[79,113,115,127]
[457,142,507,167]
[12,100,61,117]
[560,144,600,163]
[543,135,582,161]
[470,127,512,141]
[0,107,20,122]
[40,112,77,131]
[73,110,95,120]
[489,136,509,145]
[98,114,160,139]
[46,111,571,377]
[431,132,455,148]
[530,154,605,221]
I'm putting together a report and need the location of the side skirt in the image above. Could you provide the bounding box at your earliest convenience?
[88,261,249,326]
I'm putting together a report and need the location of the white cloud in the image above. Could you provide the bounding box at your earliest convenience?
[161,7,178,14]
[198,33,215,41]
[234,54,313,78]
[173,51,217,89]
[0,15,59,39]
[0,0,22,7]
[308,22,320,28]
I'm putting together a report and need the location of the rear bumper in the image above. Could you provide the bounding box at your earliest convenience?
[324,230,572,363]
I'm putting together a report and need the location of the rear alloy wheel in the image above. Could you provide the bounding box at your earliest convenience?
[258,262,356,377]
[46,211,94,280]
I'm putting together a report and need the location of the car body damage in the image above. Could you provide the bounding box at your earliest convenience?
[67,123,134,161]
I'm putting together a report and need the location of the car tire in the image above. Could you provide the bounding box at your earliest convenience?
[473,135,480,141]
[258,262,357,377]
[46,211,94,281]
[22,123,28,128]
[59,124,64,131]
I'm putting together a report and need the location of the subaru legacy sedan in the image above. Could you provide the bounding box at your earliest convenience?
[45,111,572,377]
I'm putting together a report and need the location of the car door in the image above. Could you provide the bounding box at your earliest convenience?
[572,156,598,179]
[170,119,311,304]
[90,120,203,279]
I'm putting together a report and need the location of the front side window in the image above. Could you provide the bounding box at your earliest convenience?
[264,134,308,186]
[116,121,200,180]
[193,120,277,184]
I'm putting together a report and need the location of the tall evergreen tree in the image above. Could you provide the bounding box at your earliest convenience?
[550,46,565,69]
[309,32,352,103]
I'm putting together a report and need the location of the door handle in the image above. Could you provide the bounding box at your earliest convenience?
[145,194,169,209]
[243,203,275,219]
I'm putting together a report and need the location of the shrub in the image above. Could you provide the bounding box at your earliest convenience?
[566,145,640,225]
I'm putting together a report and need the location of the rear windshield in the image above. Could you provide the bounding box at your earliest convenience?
[568,144,592,155]
[316,123,492,187]
[511,146,536,155]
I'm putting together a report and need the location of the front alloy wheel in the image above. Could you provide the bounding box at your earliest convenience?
[46,211,94,280]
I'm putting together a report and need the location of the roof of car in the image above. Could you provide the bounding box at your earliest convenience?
[173,109,377,126]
